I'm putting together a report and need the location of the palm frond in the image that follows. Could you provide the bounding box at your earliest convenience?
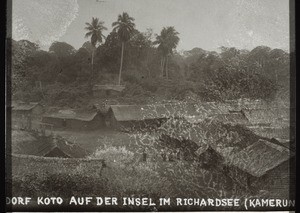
[84,17,107,45]
[85,31,93,38]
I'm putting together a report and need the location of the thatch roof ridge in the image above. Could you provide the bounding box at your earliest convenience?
[12,102,41,111]
[109,103,200,121]
[11,153,104,161]
[43,110,99,121]
[228,139,292,177]
[211,112,250,125]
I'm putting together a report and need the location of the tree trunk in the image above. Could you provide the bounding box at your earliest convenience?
[39,81,45,99]
[163,56,167,77]
[166,56,169,79]
[118,42,125,85]
[89,48,94,89]
[91,49,94,78]
[146,49,150,78]
[161,57,164,77]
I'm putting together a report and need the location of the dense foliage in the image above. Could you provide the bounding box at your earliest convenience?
[11,14,290,107]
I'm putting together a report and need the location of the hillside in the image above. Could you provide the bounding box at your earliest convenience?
[11,38,290,109]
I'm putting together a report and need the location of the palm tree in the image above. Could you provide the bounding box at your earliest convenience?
[154,27,179,79]
[112,12,135,85]
[84,17,107,82]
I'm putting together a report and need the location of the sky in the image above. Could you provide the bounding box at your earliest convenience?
[12,0,290,52]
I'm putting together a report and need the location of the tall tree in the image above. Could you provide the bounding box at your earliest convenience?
[49,41,76,57]
[84,17,107,83]
[112,12,135,85]
[154,26,179,79]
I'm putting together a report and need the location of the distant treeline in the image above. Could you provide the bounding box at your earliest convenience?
[10,28,290,106]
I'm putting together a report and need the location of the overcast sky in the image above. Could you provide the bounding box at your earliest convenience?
[12,0,290,52]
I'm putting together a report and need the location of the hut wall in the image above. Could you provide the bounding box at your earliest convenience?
[88,113,105,129]
[66,116,104,130]
[66,119,88,130]
[42,113,104,130]
[225,166,254,191]
[105,110,119,129]
[198,148,224,170]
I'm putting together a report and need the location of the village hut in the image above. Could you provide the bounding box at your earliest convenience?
[12,101,44,117]
[158,118,206,161]
[91,99,119,114]
[158,116,264,163]
[92,84,125,98]
[158,113,294,196]
[268,138,292,150]
[247,125,290,140]
[224,139,295,194]
[210,112,250,126]
[12,130,90,158]
[183,101,235,124]
[195,145,227,170]
[242,107,290,126]
[42,109,104,130]
[225,99,264,111]
[11,101,44,129]
[105,103,200,131]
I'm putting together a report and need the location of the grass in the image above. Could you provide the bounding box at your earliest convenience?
[10,154,105,177]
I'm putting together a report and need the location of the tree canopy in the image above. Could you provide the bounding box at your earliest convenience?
[85,17,107,47]
[112,12,136,42]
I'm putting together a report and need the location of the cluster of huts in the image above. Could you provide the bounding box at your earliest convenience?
[12,129,91,158]
[11,99,294,195]
[155,102,294,195]
[11,99,291,134]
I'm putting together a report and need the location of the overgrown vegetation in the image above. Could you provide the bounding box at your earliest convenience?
[11,13,289,107]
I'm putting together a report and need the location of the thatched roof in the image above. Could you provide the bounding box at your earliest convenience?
[227,139,293,177]
[243,108,290,126]
[247,126,290,140]
[107,101,240,123]
[268,138,291,149]
[159,119,239,159]
[108,103,200,122]
[43,110,99,121]
[211,112,250,126]
[183,102,243,124]
[195,101,233,115]
[159,116,263,152]
[224,99,276,111]
[12,131,90,158]
[159,118,207,146]
[12,102,41,111]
